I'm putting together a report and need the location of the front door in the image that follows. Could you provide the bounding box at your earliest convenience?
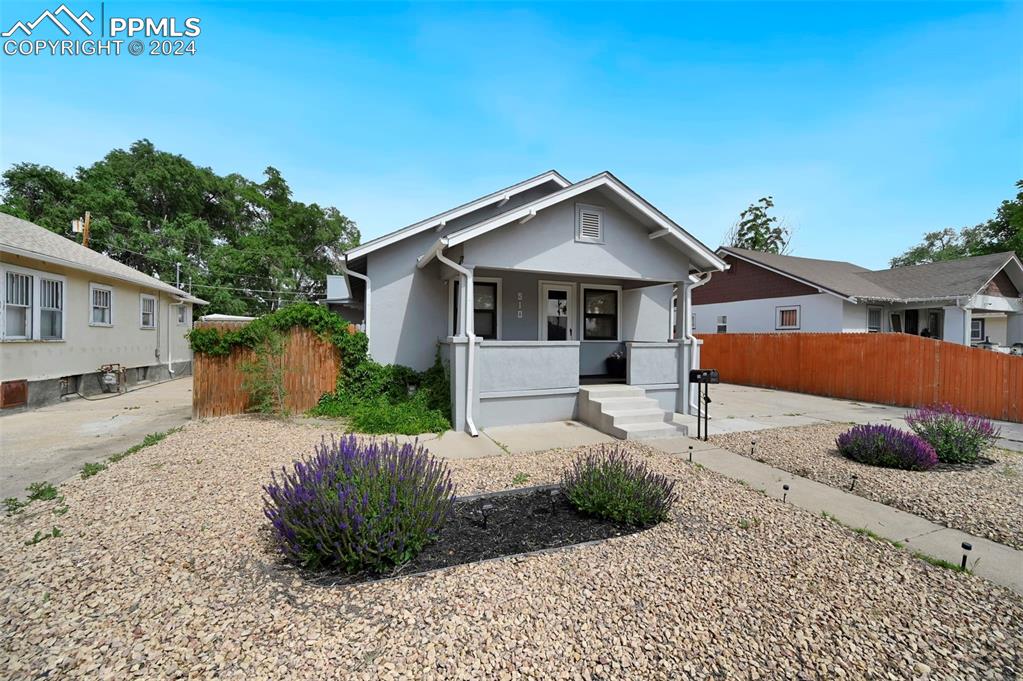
[540,283,574,341]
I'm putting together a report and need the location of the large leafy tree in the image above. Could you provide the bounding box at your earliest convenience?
[726,196,790,254]
[890,180,1022,267]
[0,140,359,315]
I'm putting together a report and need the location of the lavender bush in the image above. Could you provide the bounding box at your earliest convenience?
[263,435,454,572]
[836,424,937,471]
[906,404,1001,464]
[562,448,675,527]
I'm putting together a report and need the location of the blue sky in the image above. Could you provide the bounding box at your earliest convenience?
[1,1,1020,268]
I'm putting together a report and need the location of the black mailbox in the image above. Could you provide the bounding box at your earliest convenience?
[689,369,720,384]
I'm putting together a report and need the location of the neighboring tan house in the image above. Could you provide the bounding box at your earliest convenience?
[0,213,207,410]
[692,247,1023,351]
[327,170,727,438]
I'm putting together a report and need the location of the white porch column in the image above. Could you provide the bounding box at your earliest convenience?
[1007,313,1023,346]
[942,306,971,345]
[675,280,694,415]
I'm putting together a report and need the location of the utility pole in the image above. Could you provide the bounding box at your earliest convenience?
[176,262,181,289]
[71,211,92,248]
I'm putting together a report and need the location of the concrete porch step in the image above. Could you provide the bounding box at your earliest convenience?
[578,385,687,441]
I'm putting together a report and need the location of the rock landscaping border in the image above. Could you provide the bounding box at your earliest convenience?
[712,423,1023,550]
[2,416,1022,679]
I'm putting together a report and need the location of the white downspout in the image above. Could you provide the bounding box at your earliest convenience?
[340,258,371,338]
[683,272,713,412]
[435,249,479,437]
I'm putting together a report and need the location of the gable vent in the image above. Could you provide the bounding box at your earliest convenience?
[576,204,604,243]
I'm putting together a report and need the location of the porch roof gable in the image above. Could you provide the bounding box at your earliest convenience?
[419,172,727,274]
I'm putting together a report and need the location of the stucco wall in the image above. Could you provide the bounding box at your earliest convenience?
[693,293,845,334]
[1,253,194,382]
[461,188,692,282]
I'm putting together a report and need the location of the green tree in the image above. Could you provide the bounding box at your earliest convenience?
[728,196,790,254]
[890,180,1022,267]
[0,139,360,315]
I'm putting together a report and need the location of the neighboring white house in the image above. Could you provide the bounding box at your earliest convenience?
[693,247,1023,350]
[328,170,728,438]
[0,213,207,410]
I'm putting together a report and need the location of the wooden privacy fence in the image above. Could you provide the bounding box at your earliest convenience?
[698,333,1023,423]
[192,322,340,418]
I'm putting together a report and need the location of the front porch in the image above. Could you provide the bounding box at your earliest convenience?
[435,264,702,437]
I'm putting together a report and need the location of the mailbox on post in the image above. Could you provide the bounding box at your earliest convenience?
[688,368,719,440]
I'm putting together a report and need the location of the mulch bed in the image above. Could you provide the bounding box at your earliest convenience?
[299,486,644,586]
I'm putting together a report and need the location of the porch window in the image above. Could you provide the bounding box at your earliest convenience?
[776,305,800,330]
[450,279,500,340]
[582,288,618,340]
[890,314,902,333]
[971,318,985,342]
[867,306,882,332]
[473,283,498,340]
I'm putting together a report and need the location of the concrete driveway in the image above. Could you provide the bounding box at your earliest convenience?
[0,377,193,499]
[672,383,1023,450]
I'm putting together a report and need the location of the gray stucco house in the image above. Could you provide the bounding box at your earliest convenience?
[326,170,727,438]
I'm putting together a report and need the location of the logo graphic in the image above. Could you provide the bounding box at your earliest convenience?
[2,4,94,37]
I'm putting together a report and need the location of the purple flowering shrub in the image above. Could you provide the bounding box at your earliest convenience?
[906,404,1000,464]
[836,424,938,471]
[562,448,675,527]
[263,435,454,572]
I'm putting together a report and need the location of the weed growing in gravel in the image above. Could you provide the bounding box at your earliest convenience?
[912,551,971,574]
[562,448,675,527]
[24,527,61,545]
[737,518,761,530]
[52,503,69,516]
[80,462,108,479]
[512,472,530,485]
[4,497,27,516]
[264,435,454,572]
[109,428,182,463]
[26,482,58,502]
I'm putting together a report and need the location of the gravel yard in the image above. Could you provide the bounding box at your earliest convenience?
[712,423,1023,551]
[2,417,1022,679]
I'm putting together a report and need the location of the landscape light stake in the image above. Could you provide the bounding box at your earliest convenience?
[549,489,558,515]
[782,484,790,503]
[688,445,693,463]
[481,504,493,530]
[961,542,972,571]
[850,474,858,492]
[750,439,757,457]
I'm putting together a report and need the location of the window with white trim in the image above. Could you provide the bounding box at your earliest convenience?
[90,284,113,326]
[4,271,32,339]
[177,305,188,325]
[575,204,604,243]
[867,306,882,333]
[582,287,619,340]
[971,318,985,342]
[776,305,800,330]
[40,278,63,340]
[716,315,727,334]
[140,294,157,329]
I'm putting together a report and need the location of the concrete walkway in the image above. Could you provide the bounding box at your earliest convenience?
[0,377,193,499]
[648,435,1023,595]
